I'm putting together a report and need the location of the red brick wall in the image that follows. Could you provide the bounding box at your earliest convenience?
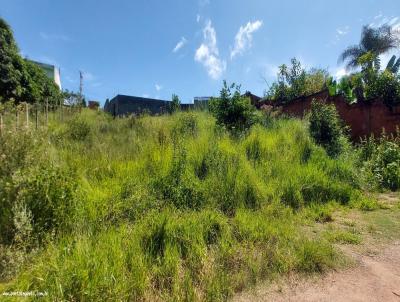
[263,91,400,141]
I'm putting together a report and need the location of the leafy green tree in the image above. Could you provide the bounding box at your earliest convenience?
[0,17,62,105]
[210,81,256,133]
[365,70,400,106]
[339,25,399,71]
[0,18,23,102]
[63,90,85,107]
[21,60,62,105]
[265,58,328,103]
[309,100,345,157]
[168,94,181,114]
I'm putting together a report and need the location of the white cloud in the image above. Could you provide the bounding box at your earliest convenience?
[194,20,226,80]
[142,94,149,98]
[326,25,350,47]
[370,14,400,29]
[196,14,201,23]
[40,32,70,41]
[335,67,348,79]
[155,84,162,91]
[336,26,350,36]
[230,20,263,59]
[173,37,187,53]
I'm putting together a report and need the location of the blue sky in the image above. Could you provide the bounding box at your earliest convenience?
[1,0,399,104]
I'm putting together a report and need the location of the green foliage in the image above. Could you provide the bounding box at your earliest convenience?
[324,229,361,244]
[334,25,400,106]
[0,17,62,105]
[365,70,400,106]
[360,135,400,191]
[66,117,91,141]
[0,130,77,247]
[309,100,345,157]
[386,55,400,74]
[0,17,23,102]
[209,81,257,133]
[1,110,369,300]
[168,94,181,114]
[265,58,329,103]
[63,89,86,107]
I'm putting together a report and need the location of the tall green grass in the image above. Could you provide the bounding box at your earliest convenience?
[1,110,364,301]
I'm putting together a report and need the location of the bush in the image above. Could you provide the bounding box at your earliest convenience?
[309,100,345,157]
[360,135,400,191]
[365,70,400,107]
[209,81,257,133]
[172,113,198,138]
[1,109,370,300]
[168,94,181,114]
[67,117,91,141]
[0,131,77,246]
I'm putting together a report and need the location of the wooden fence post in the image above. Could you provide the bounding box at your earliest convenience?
[35,105,39,130]
[46,99,49,126]
[59,99,62,122]
[16,109,19,130]
[0,113,3,136]
[25,102,29,129]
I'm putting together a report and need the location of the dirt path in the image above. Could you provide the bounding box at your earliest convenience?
[233,220,400,302]
[233,242,400,302]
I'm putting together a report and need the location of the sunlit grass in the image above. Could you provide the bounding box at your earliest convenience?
[1,109,380,301]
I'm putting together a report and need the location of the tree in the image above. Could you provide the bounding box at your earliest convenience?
[21,60,62,105]
[265,58,328,103]
[309,100,345,157]
[209,81,256,133]
[63,90,85,107]
[168,94,181,114]
[0,17,62,105]
[0,18,23,102]
[386,55,400,74]
[339,25,399,71]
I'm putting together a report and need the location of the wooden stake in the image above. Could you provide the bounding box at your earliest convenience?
[0,113,3,136]
[46,99,49,126]
[25,103,29,129]
[16,109,19,130]
[59,99,63,122]
[35,106,39,130]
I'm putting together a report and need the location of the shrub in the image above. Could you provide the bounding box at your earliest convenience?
[67,117,91,141]
[172,113,198,138]
[209,81,257,133]
[168,94,181,114]
[365,70,400,107]
[0,131,77,246]
[265,58,329,103]
[295,240,337,273]
[360,134,400,191]
[309,100,345,157]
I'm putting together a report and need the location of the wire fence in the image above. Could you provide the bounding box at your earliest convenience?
[0,101,82,135]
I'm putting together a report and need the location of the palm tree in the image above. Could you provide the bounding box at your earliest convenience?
[386,55,400,74]
[338,25,399,71]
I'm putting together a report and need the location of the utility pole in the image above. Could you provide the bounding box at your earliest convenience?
[79,70,84,110]
[79,70,83,97]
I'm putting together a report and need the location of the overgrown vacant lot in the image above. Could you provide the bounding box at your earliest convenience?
[0,110,397,301]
